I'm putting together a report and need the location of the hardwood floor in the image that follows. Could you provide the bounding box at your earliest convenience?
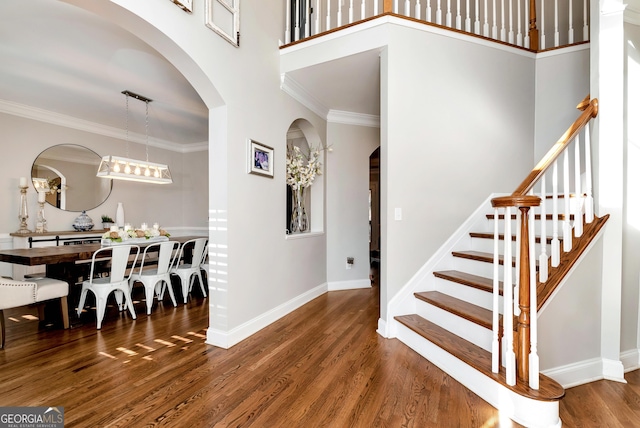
[0,279,638,427]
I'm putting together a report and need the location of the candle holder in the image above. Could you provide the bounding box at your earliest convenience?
[17,184,32,234]
[35,200,47,233]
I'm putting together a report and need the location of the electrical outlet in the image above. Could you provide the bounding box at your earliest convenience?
[346,257,354,269]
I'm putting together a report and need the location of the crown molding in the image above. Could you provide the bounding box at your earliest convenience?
[0,98,207,153]
[280,73,330,119]
[625,4,640,25]
[327,109,380,128]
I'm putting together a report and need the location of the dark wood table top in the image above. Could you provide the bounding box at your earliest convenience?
[0,235,206,266]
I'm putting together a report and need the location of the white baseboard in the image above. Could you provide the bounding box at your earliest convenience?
[328,278,371,291]
[620,348,640,372]
[376,317,389,338]
[206,282,328,349]
[542,356,628,388]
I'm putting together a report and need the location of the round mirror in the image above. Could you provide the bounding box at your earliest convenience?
[31,144,112,212]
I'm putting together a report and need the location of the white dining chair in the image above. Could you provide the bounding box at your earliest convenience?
[76,245,140,329]
[0,277,69,349]
[169,238,208,303]
[129,241,180,315]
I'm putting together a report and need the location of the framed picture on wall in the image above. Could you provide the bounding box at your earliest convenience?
[248,139,274,178]
[170,0,193,12]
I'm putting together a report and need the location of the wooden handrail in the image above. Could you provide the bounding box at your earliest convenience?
[511,97,598,197]
[383,0,393,14]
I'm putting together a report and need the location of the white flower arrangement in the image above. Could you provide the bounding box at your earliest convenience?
[102,227,170,243]
[286,145,323,190]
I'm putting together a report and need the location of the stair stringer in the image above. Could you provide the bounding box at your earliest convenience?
[378,193,505,339]
[396,323,562,428]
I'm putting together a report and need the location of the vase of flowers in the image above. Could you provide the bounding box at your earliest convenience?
[286,144,322,233]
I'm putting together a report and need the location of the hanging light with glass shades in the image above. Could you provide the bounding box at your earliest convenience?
[97,90,173,184]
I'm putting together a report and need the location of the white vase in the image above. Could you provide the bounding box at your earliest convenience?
[116,202,125,227]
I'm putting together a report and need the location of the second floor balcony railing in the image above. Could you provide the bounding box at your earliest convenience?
[284,0,590,51]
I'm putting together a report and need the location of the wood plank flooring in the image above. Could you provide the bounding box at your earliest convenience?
[0,280,639,427]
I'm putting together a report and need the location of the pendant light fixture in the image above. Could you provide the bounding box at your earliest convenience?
[97,90,173,184]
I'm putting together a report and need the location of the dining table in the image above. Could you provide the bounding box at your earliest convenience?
[0,235,207,326]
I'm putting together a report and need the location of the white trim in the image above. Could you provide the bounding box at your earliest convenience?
[0,99,207,153]
[327,278,371,290]
[542,357,607,388]
[164,226,209,236]
[620,348,640,372]
[206,282,328,349]
[285,231,324,240]
[280,73,330,119]
[625,4,640,25]
[536,43,591,58]
[602,357,627,383]
[326,110,380,127]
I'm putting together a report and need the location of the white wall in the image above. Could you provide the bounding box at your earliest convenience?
[326,122,379,289]
[622,22,640,355]
[0,112,206,233]
[534,46,591,161]
[381,25,536,318]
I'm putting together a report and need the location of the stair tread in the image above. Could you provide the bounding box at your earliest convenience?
[414,291,495,329]
[470,232,563,244]
[452,250,539,269]
[433,270,503,295]
[487,213,574,220]
[395,314,565,402]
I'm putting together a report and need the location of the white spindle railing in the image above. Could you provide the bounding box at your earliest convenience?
[491,97,598,389]
[284,0,590,50]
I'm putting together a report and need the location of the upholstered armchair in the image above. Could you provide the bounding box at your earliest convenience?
[0,277,69,349]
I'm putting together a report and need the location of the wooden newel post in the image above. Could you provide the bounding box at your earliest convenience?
[517,206,532,383]
[383,0,393,13]
[529,0,539,51]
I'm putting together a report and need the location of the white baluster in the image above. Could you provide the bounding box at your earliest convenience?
[508,0,514,44]
[456,0,462,29]
[551,163,560,267]
[415,0,422,20]
[516,0,523,46]
[326,0,331,31]
[524,0,530,48]
[349,0,354,23]
[539,176,548,283]
[374,0,379,15]
[437,0,443,25]
[361,0,366,20]
[404,0,410,17]
[504,206,516,386]
[540,0,546,49]
[305,1,311,38]
[529,202,540,390]
[315,0,321,35]
[294,0,300,41]
[474,0,480,34]
[574,135,583,237]
[500,0,506,41]
[427,0,433,22]
[563,149,573,252]
[492,0,498,39]
[465,0,471,31]
[492,207,501,373]
[585,124,594,223]
[483,0,489,36]
[568,0,574,44]
[285,0,292,43]
[447,0,452,27]
[583,0,589,42]
[394,0,398,13]
[337,0,342,27]
[554,0,559,47]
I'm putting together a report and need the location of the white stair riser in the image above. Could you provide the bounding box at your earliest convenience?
[433,277,501,312]
[415,299,493,352]
[452,257,517,282]
[470,238,551,256]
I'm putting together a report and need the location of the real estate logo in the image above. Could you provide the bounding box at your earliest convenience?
[0,406,64,428]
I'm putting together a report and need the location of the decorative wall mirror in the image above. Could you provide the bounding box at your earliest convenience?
[31,144,112,212]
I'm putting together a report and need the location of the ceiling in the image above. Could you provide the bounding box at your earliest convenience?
[0,0,209,149]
